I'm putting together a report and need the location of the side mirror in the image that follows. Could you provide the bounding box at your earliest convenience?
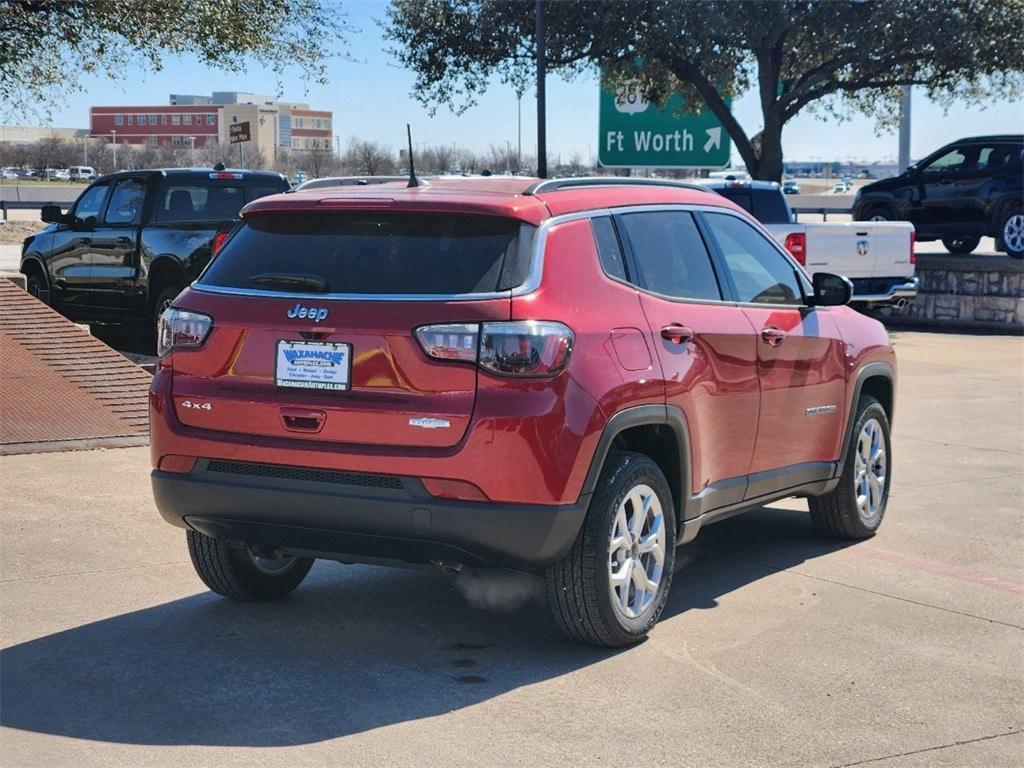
[40,205,66,224]
[810,272,853,307]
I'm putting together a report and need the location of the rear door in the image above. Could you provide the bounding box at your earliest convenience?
[170,211,533,449]
[86,176,148,310]
[700,210,847,496]
[615,208,760,509]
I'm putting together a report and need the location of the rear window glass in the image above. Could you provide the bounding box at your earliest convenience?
[713,189,790,224]
[155,182,285,222]
[200,213,535,295]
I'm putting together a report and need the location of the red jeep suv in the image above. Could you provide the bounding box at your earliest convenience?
[150,177,896,647]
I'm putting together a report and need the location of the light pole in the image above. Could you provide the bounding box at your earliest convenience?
[535,0,547,178]
[506,140,511,174]
[111,130,117,170]
[188,136,195,165]
[517,92,522,174]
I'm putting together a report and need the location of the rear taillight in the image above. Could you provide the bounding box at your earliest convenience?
[415,320,574,378]
[157,308,213,357]
[784,232,807,265]
[414,323,479,363]
[211,230,229,256]
[910,230,916,264]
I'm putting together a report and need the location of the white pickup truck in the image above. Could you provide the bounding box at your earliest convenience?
[703,180,919,309]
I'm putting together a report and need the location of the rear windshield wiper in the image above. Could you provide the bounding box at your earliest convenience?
[249,273,329,293]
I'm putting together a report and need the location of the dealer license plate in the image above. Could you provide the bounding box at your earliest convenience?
[275,340,351,391]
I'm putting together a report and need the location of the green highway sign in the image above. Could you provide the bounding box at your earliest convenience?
[598,80,731,169]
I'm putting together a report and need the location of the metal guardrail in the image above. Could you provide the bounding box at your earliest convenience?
[791,206,852,222]
[0,200,69,223]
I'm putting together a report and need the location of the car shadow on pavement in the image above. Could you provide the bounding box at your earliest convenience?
[1,505,851,747]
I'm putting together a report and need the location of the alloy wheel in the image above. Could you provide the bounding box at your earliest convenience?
[1003,213,1024,253]
[853,418,887,521]
[607,483,666,620]
[247,546,300,575]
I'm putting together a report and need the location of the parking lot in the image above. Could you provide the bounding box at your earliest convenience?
[1,329,1021,767]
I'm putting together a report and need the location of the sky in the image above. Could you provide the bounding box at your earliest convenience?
[19,0,1024,167]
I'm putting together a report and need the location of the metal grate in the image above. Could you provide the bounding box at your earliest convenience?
[205,459,405,489]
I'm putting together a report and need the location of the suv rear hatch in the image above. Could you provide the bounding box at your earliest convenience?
[169,210,534,448]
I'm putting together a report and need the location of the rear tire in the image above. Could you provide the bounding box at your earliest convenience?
[152,285,182,341]
[186,529,314,601]
[546,452,676,647]
[809,396,891,539]
[941,236,980,255]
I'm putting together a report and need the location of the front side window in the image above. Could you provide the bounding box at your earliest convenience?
[921,147,970,176]
[104,179,147,225]
[703,212,804,305]
[616,211,721,301]
[71,183,110,226]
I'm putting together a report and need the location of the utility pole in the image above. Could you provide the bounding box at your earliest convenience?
[535,0,547,178]
[898,86,912,173]
[517,92,522,174]
[111,130,117,170]
[506,140,511,174]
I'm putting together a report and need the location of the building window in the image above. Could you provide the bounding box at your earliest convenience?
[127,115,133,126]
[292,138,299,149]
[147,136,158,147]
[183,114,192,125]
[171,114,180,126]
[195,114,201,125]
[114,114,123,126]
[295,117,303,128]
[206,113,215,125]
[172,136,181,147]
[137,114,146,124]
[161,114,168,126]
[148,114,157,126]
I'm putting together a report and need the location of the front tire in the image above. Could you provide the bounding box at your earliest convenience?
[809,396,891,539]
[999,207,1024,259]
[546,452,676,647]
[25,268,48,305]
[186,530,314,601]
[942,236,980,255]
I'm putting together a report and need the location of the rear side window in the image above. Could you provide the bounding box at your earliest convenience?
[155,183,284,223]
[103,179,147,225]
[591,216,627,281]
[200,213,535,295]
[616,211,721,301]
[714,188,790,224]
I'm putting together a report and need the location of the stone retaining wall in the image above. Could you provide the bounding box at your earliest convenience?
[899,254,1024,332]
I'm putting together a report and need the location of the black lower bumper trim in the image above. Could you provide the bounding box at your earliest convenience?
[151,462,588,570]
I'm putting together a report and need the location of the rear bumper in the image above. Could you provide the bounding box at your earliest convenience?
[851,276,919,306]
[151,459,589,570]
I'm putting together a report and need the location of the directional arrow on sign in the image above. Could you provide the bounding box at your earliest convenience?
[703,127,722,153]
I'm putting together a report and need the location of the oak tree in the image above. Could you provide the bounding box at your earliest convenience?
[384,0,1024,180]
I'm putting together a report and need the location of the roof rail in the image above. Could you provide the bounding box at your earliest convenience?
[523,177,709,195]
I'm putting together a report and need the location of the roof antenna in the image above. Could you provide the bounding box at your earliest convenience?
[406,123,422,188]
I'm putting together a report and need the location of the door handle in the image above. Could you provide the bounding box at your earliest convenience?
[761,327,787,347]
[75,237,91,245]
[660,324,694,344]
[116,236,132,244]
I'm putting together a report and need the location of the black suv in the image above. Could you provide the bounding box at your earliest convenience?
[852,135,1024,257]
[20,167,290,331]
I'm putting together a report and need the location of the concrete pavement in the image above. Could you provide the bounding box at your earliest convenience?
[0,331,1022,766]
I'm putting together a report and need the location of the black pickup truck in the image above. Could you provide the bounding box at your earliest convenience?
[20,167,290,332]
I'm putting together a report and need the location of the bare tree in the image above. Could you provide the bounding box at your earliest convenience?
[341,139,397,176]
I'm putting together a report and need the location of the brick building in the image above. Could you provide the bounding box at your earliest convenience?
[89,92,332,159]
